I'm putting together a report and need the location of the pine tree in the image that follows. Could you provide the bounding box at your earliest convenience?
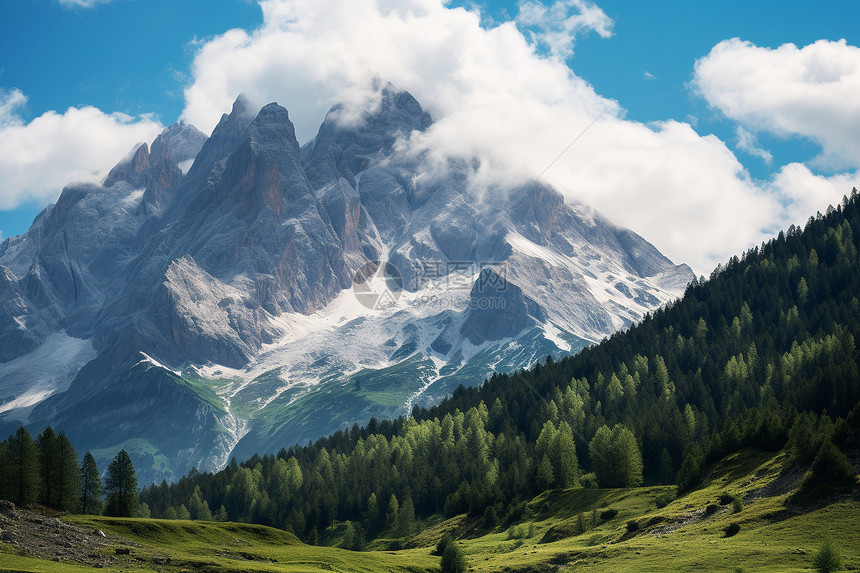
[397,496,416,537]
[588,424,642,487]
[611,425,643,487]
[189,485,212,520]
[79,451,103,515]
[814,540,842,573]
[104,450,138,517]
[441,541,467,573]
[176,504,191,520]
[536,454,555,491]
[138,502,151,518]
[55,433,79,512]
[4,427,40,506]
[37,427,60,507]
[386,493,399,529]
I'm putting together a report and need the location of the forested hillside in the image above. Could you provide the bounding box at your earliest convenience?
[134,189,860,545]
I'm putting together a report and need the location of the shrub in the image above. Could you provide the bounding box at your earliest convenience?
[704,504,720,516]
[576,513,587,535]
[440,542,467,573]
[732,499,743,513]
[434,533,453,556]
[794,441,856,500]
[625,520,639,533]
[581,473,599,488]
[813,540,842,573]
[718,493,735,505]
[506,525,525,540]
[724,523,740,537]
[599,508,618,521]
[504,501,526,526]
[483,505,499,529]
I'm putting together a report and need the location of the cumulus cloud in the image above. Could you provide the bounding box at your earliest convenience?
[694,38,860,169]
[176,0,859,275]
[0,89,163,210]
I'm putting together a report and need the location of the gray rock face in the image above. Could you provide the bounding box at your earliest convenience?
[0,84,694,484]
[460,268,545,345]
[0,266,48,362]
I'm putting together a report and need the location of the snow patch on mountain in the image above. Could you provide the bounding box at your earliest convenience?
[0,332,95,420]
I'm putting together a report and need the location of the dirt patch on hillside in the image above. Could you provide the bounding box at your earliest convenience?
[0,500,151,569]
[745,466,807,501]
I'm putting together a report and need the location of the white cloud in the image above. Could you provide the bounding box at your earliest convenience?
[694,38,860,169]
[770,163,858,226]
[58,0,114,8]
[516,0,614,59]
[176,0,859,275]
[735,126,773,164]
[0,89,28,126]
[643,70,656,81]
[0,89,163,210]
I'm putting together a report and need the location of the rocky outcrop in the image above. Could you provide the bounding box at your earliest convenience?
[0,266,49,362]
[460,268,546,345]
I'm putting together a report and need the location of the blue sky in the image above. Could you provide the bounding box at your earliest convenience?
[1,0,858,273]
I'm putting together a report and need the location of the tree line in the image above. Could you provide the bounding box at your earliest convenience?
[0,427,139,517]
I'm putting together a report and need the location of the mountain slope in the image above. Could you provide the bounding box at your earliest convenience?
[135,189,860,544]
[0,84,692,482]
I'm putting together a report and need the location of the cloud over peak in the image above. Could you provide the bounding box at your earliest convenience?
[0,89,162,210]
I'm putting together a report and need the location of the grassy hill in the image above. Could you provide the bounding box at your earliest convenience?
[1,445,856,572]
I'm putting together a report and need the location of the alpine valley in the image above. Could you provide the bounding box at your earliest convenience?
[0,85,693,484]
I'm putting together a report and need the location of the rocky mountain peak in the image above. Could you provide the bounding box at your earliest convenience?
[150,122,208,166]
[305,83,432,188]
[103,143,150,188]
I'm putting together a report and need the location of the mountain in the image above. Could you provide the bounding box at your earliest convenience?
[0,84,693,483]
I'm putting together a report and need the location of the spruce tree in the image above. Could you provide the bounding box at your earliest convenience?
[104,449,139,517]
[189,485,212,520]
[79,452,103,515]
[55,433,79,512]
[386,493,399,529]
[37,426,60,507]
[397,496,416,537]
[5,427,40,506]
[441,541,467,573]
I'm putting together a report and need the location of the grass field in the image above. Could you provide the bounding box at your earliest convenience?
[0,447,856,572]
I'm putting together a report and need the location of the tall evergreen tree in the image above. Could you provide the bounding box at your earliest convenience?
[3,427,40,506]
[589,424,643,487]
[104,450,138,517]
[189,485,213,521]
[55,433,79,512]
[37,427,60,507]
[79,451,103,515]
[441,541,467,573]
